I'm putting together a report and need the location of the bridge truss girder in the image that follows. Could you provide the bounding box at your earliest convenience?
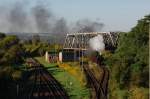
[63,32,119,50]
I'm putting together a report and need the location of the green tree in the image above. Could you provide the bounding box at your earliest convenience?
[32,34,40,45]
[0,35,24,65]
[106,15,149,99]
[0,32,5,39]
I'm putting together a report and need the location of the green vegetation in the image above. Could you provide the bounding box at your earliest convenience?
[0,14,149,99]
[104,15,149,99]
[0,34,24,65]
[23,35,62,57]
[36,57,90,99]
[0,33,25,98]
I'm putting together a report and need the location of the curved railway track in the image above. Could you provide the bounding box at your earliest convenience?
[18,58,69,99]
[83,63,109,99]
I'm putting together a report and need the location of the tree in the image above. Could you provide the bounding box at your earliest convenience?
[1,45,24,65]
[0,35,19,49]
[0,32,5,39]
[0,35,24,65]
[106,15,149,93]
[32,34,40,45]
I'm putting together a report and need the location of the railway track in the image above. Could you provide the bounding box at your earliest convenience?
[18,58,69,99]
[82,63,109,99]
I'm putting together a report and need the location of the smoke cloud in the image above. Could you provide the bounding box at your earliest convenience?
[52,18,68,35]
[32,4,52,33]
[89,35,105,53]
[8,2,28,32]
[72,19,104,33]
[0,0,104,35]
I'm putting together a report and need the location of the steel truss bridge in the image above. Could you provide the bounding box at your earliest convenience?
[63,32,119,50]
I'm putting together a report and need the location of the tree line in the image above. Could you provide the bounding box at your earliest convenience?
[104,15,149,99]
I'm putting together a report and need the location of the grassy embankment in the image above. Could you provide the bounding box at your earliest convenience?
[35,56,90,99]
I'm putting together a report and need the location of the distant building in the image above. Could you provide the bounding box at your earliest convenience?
[59,49,83,62]
[45,49,83,63]
[45,51,59,63]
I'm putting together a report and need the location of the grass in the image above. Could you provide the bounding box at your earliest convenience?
[35,56,90,99]
[57,62,87,86]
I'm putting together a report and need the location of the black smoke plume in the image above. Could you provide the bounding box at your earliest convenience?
[8,2,28,32]
[32,4,52,33]
[52,18,68,35]
[72,19,104,33]
[0,0,104,36]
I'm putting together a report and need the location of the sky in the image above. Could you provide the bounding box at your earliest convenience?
[0,0,150,32]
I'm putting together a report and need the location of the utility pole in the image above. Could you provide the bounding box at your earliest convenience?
[146,20,150,91]
[148,21,150,89]
[16,84,19,97]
